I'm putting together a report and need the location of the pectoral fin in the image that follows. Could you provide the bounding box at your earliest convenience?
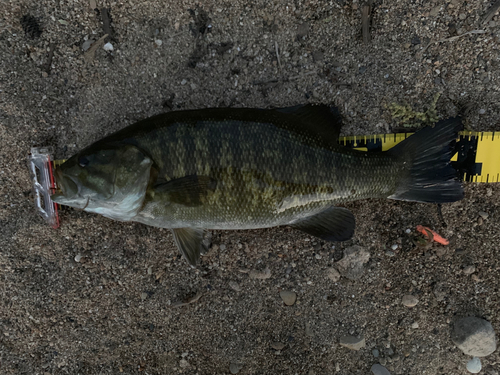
[290,207,355,242]
[154,175,217,207]
[170,227,207,267]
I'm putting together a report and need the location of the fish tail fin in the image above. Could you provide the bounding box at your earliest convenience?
[388,117,464,203]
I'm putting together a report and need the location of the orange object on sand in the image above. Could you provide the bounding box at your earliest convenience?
[416,225,449,245]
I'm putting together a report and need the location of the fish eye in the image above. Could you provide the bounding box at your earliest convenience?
[78,156,90,168]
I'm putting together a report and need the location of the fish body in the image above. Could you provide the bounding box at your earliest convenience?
[52,105,463,266]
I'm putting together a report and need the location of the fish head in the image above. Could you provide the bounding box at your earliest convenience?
[51,144,153,221]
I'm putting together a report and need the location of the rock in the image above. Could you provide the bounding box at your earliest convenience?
[103,42,114,51]
[229,363,243,374]
[339,335,365,350]
[335,246,370,280]
[371,364,391,375]
[74,254,82,262]
[82,39,94,51]
[179,359,189,368]
[466,357,482,373]
[249,268,271,279]
[451,317,497,357]
[385,250,395,257]
[326,267,341,282]
[391,244,398,250]
[433,282,448,301]
[478,211,488,220]
[229,281,241,291]
[140,292,148,301]
[271,342,285,350]
[411,322,419,329]
[280,290,297,306]
[478,109,486,115]
[155,39,163,46]
[372,349,380,357]
[463,265,476,275]
[402,295,419,307]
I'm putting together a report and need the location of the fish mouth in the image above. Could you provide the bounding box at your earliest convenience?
[52,168,79,201]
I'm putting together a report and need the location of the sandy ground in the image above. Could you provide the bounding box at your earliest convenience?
[1,0,500,374]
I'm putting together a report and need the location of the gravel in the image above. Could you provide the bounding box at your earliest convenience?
[1,0,500,374]
[335,245,370,280]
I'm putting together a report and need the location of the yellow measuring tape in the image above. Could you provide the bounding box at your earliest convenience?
[340,131,500,183]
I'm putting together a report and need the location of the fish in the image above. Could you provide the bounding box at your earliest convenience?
[51,105,463,267]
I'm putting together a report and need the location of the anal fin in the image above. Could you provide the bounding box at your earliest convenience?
[290,207,355,242]
[170,228,206,267]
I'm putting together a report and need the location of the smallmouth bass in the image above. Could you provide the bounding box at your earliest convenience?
[52,105,463,266]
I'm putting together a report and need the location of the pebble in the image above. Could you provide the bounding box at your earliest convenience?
[180,79,187,85]
[74,254,82,262]
[402,294,419,307]
[466,357,482,373]
[326,267,341,282]
[249,268,271,279]
[141,292,148,301]
[391,244,398,250]
[433,282,448,301]
[411,322,419,329]
[385,250,395,257]
[271,342,285,350]
[229,281,241,291]
[179,359,189,368]
[478,211,488,220]
[371,364,391,375]
[451,317,497,357]
[339,335,365,351]
[335,245,370,280]
[280,290,297,306]
[463,265,476,275]
[459,13,467,20]
[154,39,163,46]
[82,39,93,51]
[229,363,243,374]
[103,42,114,51]
[478,109,486,115]
[220,244,227,251]
[372,349,380,357]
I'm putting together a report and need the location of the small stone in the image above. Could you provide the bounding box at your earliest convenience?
[385,250,395,257]
[147,267,152,275]
[391,244,398,250]
[219,244,227,251]
[180,79,187,85]
[141,292,148,301]
[271,342,285,350]
[433,282,448,301]
[459,13,467,20]
[463,265,476,275]
[402,295,419,307]
[229,281,241,291]
[478,211,488,220]
[103,42,114,51]
[411,322,419,329]
[452,317,497,357]
[179,359,189,368]
[479,109,486,115]
[335,245,370,280]
[41,71,48,78]
[326,267,341,282]
[155,39,163,46]
[280,290,297,306]
[229,363,243,374]
[339,335,365,351]
[405,228,411,234]
[466,357,482,374]
[74,254,82,262]
[371,364,391,375]
[249,268,271,280]
[372,349,380,357]
[82,39,93,51]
